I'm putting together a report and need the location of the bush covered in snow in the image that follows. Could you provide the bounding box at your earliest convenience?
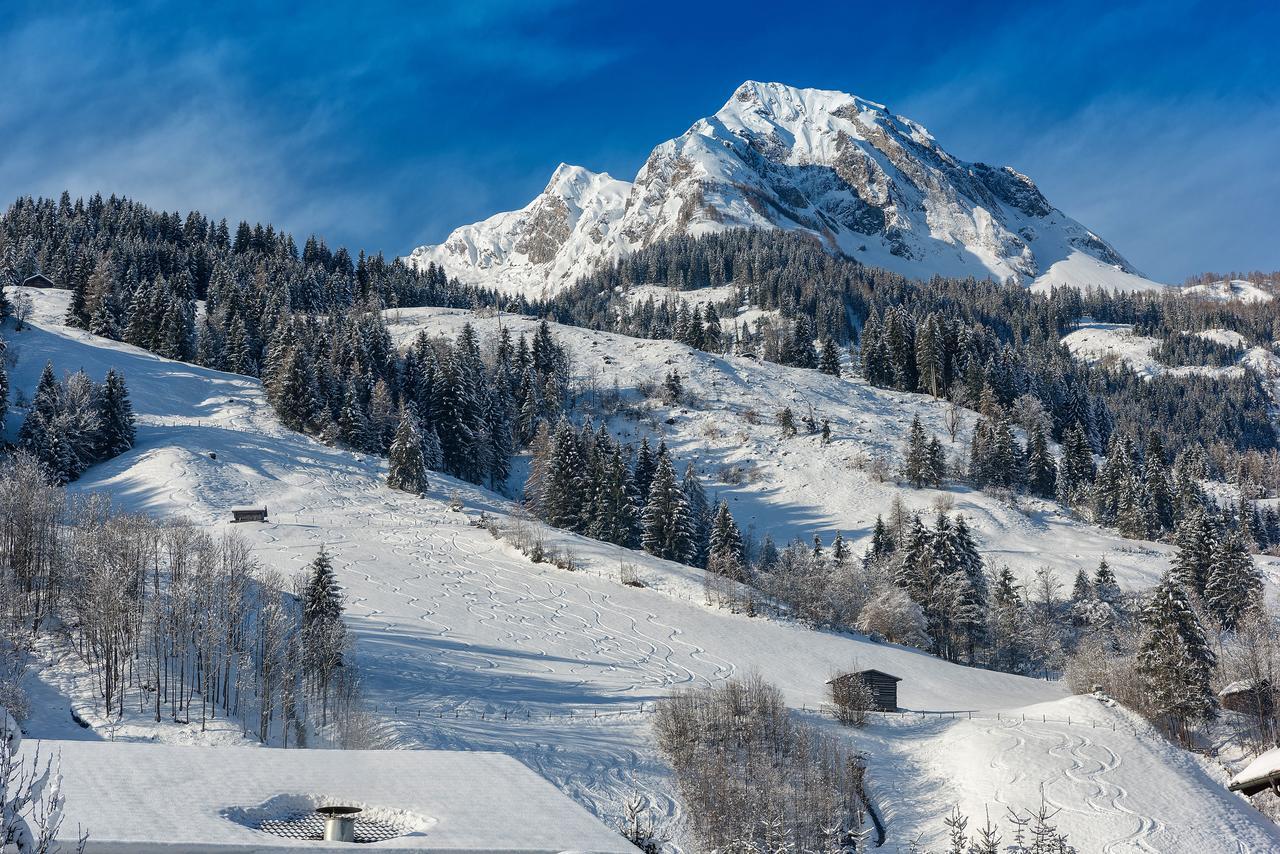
[654,675,867,852]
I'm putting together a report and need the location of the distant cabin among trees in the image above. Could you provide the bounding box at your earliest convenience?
[22,272,56,289]
[231,507,269,523]
[830,669,901,712]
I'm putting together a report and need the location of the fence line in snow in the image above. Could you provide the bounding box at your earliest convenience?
[363,702,1116,732]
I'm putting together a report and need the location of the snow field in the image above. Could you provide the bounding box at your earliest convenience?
[7,287,1280,851]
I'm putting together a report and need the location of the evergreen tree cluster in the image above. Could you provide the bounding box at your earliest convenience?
[865,510,989,662]
[1170,502,1264,631]
[16,361,135,483]
[527,424,734,571]
[542,229,1275,458]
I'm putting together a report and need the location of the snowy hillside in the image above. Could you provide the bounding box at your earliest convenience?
[9,287,1280,851]
[407,81,1167,296]
[1062,321,1280,390]
[1182,278,1275,304]
[384,306,1260,593]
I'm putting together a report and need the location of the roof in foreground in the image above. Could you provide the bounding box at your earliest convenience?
[1229,745,1280,795]
[31,740,636,853]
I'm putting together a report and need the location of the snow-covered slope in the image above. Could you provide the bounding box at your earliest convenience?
[407,81,1166,296]
[10,289,1280,851]
[387,307,1241,593]
[1182,278,1275,304]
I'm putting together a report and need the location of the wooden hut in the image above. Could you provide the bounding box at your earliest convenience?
[828,669,901,712]
[231,507,269,523]
[22,272,55,289]
[1219,679,1274,717]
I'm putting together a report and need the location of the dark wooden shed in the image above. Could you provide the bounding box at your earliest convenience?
[231,507,268,523]
[22,272,55,289]
[829,669,902,712]
[1219,679,1274,717]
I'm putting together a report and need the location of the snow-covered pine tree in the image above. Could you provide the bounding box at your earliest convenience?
[1093,557,1121,604]
[682,463,711,567]
[541,419,588,532]
[831,531,847,565]
[1204,529,1261,630]
[902,415,929,488]
[914,313,943,397]
[387,406,428,494]
[590,445,639,548]
[988,566,1032,674]
[1144,432,1175,534]
[926,435,946,487]
[1137,571,1217,737]
[1171,504,1214,597]
[1055,422,1095,506]
[706,501,744,581]
[640,454,696,564]
[817,337,841,376]
[94,369,136,459]
[1025,422,1056,498]
[303,547,344,630]
[338,379,374,452]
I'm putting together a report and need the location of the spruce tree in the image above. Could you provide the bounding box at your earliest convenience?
[387,407,428,494]
[1025,423,1056,498]
[1093,557,1121,604]
[95,369,136,459]
[1138,572,1217,735]
[902,415,929,488]
[682,463,711,567]
[818,337,842,376]
[706,501,744,581]
[1171,504,1214,597]
[633,437,657,506]
[1204,530,1261,630]
[303,547,344,630]
[640,454,696,564]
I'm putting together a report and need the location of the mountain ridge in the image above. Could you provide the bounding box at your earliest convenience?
[408,81,1166,296]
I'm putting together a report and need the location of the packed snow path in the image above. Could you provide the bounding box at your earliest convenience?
[7,288,1280,850]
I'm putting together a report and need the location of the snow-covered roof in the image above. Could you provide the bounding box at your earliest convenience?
[30,741,635,853]
[1219,679,1267,698]
[1230,746,1280,795]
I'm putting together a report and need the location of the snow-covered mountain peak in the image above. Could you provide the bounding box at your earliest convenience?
[404,163,631,295]
[407,81,1167,296]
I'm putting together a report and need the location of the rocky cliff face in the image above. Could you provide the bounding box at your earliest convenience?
[408,81,1165,296]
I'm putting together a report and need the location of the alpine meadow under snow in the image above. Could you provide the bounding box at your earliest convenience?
[5,76,1280,854]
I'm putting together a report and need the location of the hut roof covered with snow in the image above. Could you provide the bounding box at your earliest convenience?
[28,741,635,853]
[1229,746,1280,796]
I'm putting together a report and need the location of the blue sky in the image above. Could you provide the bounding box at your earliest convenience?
[1,0,1276,281]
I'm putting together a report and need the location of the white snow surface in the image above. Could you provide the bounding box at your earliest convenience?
[1061,320,1280,387]
[1182,279,1275,304]
[8,287,1280,851]
[26,741,631,853]
[406,81,1167,296]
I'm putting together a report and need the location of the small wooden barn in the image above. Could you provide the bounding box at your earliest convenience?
[22,272,55,289]
[1219,679,1274,717]
[231,507,269,523]
[829,669,902,712]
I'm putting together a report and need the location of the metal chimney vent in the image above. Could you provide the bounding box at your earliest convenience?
[317,806,361,842]
[256,807,404,843]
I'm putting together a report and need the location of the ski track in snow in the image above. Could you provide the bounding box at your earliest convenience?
[7,288,1280,851]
